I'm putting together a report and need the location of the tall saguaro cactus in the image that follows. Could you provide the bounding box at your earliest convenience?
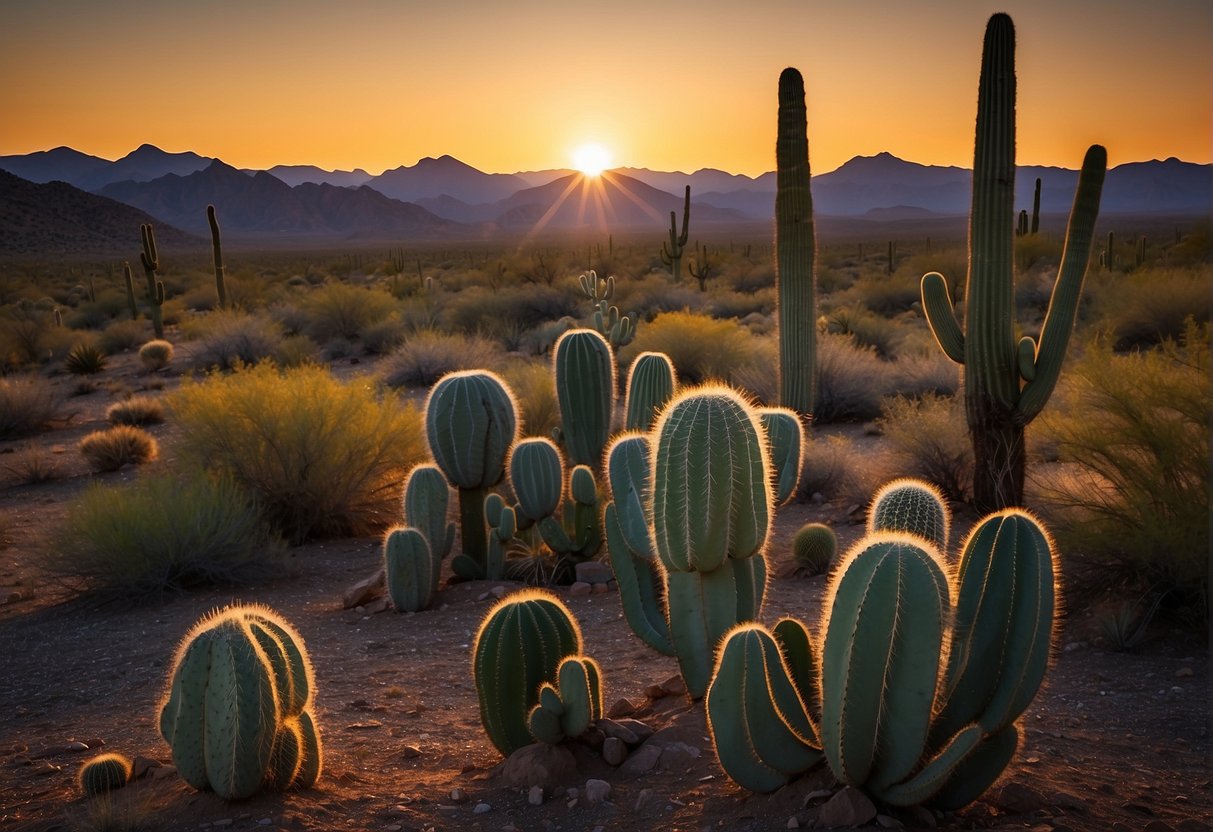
[660,186,691,282]
[207,204,229,309]
[138,223,166,338]
[919,13,1105,511]
[775,67,817,422]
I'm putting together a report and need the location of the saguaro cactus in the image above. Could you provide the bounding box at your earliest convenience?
[919,13,1106,511]
[138,224,166,338]
[660,186,691,282]
[1031,177,1041,234]
[775,67,817,422]
[207,204,228,309]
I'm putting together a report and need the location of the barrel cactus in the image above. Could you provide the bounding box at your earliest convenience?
[384,526,434,612]
[791,522,836,573]
[867,477,951,551]
[623,351,677,432]
[527,655,604,745]
[79,753,132,797]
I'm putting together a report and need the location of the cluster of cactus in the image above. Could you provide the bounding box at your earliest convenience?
[774,67,817,422]
[791,522,836,573]
[79,753,133,797]
[136,223,166,339]
[866,477,951,551]
[507,437,600,564]
[579,270,634,349]
[706,505,1057,810]
[384,464,455,612]
[158,604,322,800]
[207,204,228,309]
[920,13,1106,511]
[424,370,519,580]
[608,385,779,698]
[659,185,691,282]
[472,590,602,754]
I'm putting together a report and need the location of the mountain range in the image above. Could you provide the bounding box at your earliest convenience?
[1,144,1208,247]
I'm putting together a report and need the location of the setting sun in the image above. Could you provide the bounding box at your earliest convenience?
[572,142,612,177]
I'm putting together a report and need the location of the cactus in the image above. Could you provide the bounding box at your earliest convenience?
[660,185,691,281]
[775,68,817,422]
[1031,177,1041,234]
[472,589,583,755]
[552,328,615,470]
[138,223,166,339]
[401,463,455,592]
[424,370,519,579]
[527,655,604,745]
[384,527,434,612]
[207,204,228,309]
[866,477,951,551]
[157,604,322,799]
[79,753,132,797]
[1101,230,1115,269]
[758,406,804,504]
[580,270,634,349]
[122,262,139,320]
[623,351,677,432]
[1135,235,1146,267]
[1016,210,1028,237]
[688,242,713,291]
[791,522,836,573]
[508,437,565,526]
[919,13,1106,511]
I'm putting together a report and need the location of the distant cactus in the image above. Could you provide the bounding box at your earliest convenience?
[791,522,836,573]
[122,262,139,320]
[623,351,677,432]
[688,242,714,291]
[1031,177,1041,234]
[660,186,691,282]
[867,477,951,551]
[207,204,228,309]
[579,270,634,348]
[1016,209,1028,237]
[1100,230,1116,269]
[384,527,434,612]
[138,224,166,339]
[79,753,132,797]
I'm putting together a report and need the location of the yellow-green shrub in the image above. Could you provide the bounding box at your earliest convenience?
[79,425,159,472]
[618,311,761,385]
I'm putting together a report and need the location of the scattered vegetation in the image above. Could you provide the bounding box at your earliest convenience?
[138,338,174,370]
[0,376,62,439]
[106,395,165,426]
[79,425,160,472]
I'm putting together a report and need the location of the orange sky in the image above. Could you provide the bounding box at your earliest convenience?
[1,0,1209,176]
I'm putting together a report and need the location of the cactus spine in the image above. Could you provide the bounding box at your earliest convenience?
[207,204,228,309]
[138,223,166,339]
[552,328,615,470]
[919,13,1106,511]
[775,67,817,422]
[623,351,677,432]
[384,527,434,612]
[867,477,951,551]
[659,186,691,282]
[79,753,132,797]
[472,590,583,755]
[424,370,519,579]
[401,463,454,592]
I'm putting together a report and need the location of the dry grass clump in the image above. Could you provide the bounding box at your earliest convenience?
[138,339,174,371]
[798,433,887,507]
[500,359,560,437]
[876,393,972,502]
[187,311,282,371]
[813,333,894,423]
[300,281,397,342]
[379,329,502,389]
[0,375,63,439]
[1091,266,1211,350]
[79,425,159,472]
[63,341,107,375]
[97,319,150,354]
[170,362,426,543]
[3,442,63,484]
[106,395,165,426]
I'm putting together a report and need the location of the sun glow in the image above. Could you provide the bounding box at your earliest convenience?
[572,142,612,177]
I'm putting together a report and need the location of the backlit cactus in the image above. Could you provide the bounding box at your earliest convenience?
[659,186,691,282]
[867,477,951,551]
[552,328,615,470]
[79,753,132,797]
[775,67,817,421]
[536,464,601,562]
[472,590,583,755]
[919,13,1106,511]
[138,223,166,339]
[580,270,634,349]
[508,437,565,526]
[758,406,804,504]
[158,604,321,800]
[425,370,519,579]
[791,522,836,573]
[384,527,434,612]
[527,655,604,745]
[623,351,677,432]
[401,463,454,592]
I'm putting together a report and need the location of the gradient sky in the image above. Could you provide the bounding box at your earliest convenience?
[1,0,1209,176]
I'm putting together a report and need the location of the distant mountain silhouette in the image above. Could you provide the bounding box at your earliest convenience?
[100,160,459,238]
[0,169,198,255]
[368,155,529,204]
[0,143,212,192]
[618,167,776,198]
[0,147,113,189]
[265,164,373,188]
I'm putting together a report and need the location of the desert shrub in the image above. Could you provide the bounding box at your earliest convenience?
[708,289,776,320]
[188,311,282,370]
[360,315,408,355]
[379,329,502,389]
[0,376,63,439]
[501,359,560,437]
[2,442,62,484]
[79,425,159,472]
[1093,267,1211,350]
[267,301,312,336]
[64,341,107,375]
[170,362,426,543]
[446,286,579,336]
[798,433,887,507]
[813,333,894,423]
[724,263,774,295]
[299,281,396,342]
[106,395,165,426]
[1034,323,1209,617]
[847,270,923,316]
[615,277,703,320]
[97,319,150,354]
[48,470,278,598]
[618,311,761,386]
[822,302,904,357]
[730,336,779,404]
[876,393,972,502]
[139,339,174,371]
[274,334,320,368]
[887,350,961,398]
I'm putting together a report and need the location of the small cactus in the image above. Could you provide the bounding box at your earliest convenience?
[867,477,951,551]
[758,406,804,504]
[659,186,691,282]
[79,752,132,797]
[623,351,677,432]
[526,655,604,745]
[401,463,454,592]
[384,527,434,613]
[207,204,228,309]
[791,522,836,573]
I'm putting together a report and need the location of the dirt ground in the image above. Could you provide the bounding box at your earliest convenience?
[0,352,1209,832]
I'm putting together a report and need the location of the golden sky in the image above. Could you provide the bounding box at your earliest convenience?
[1,0,1209,176]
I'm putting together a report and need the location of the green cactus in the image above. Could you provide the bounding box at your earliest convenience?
[624,351,677,432]
[659,186,691,282]
[580,270,634,348]
[688,241,713,291]
[401,463,455,592]
[508,437,565,525]
[157,604,322,800]
[207,204,228,309]
[79,753,132,797]
[138,223,166,339]
[535,464,601,562]
[384,527,434,613]
[775,67,817,422]
[1016,210,1028,237]
[122,261,139,320]
[527,655,604,745]
[866,477,951,551]
[1031,177,1041,234]
[1101,230,1115,269]
[552,328,615,471]
[791,522,836,573]
[425,370,519,579]
[919,13,1106,511]
[472,589,583,755]
[758,406,804,504]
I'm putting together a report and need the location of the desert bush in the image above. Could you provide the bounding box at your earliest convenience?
[886,349,961,398]
[822,302,904,357]
[846,269,923,315]
[1092,266,1211,350]
[501,359,560,437]
[1034,323,1209,617]
[0,376,63,439]
[170,362,426,543]
[274,334,320,368]
[813,333,895,423]
[48,470,278,598]
[360,315,408,355]
[446,285,580,336]
[138,339,174,371]
[106,395,165,426]
[79,425,160,472]
[2,442,62,484]
[798,433,887,507]
[614,277,703,320]
[618,311,761,386]
[97,319,150,354]
[708,288,776,320]
[299,281,397,342]
[876,393,972,502]
[188,311,282,370]
[64,341,107,375]
[267,301,312,336]
[379,329,502,389]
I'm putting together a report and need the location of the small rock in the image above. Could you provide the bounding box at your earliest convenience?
[606,698,636,718]
[811,492,825,504]
[567,787,579,799]
[634,789,653,811]
[787,817,800,829]
[449,788,469,804]
[575,562,614,584]
[876,815,903,828]
[131,756,162,780]
[619,743,662,777]
[499,743,578,788]
[1175,667,1194,678]
[598,719,639,745]
[992,782,1045,815]
[342,570,385,608]
[644,683,666,699]
[906,805,937,828]
[528,785,544,806]
[33,761,61,776]
[151,764,177,780]
[473,802,491,815]
[569,582,592,597]
[66,741,89,752]
[802,789,833,807]
[591,583,608,595]
[365,596,391,615]
[818,787,877,829]
[602,737,627,766]
[346,720,383,730]
[212,820,233,828]
[585,779,611,804]
[258,820,272,827]
[659,675,686,696]
[477,591,490,601]
[401,745,422,759]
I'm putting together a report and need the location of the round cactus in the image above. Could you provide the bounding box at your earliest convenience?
[472,589,583,755]
[867,477,951,552]
[791,522,836,574]
[508,437,565,523]
[79,752,132,797]
[624,351,677,432]
[553,328,616,469]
